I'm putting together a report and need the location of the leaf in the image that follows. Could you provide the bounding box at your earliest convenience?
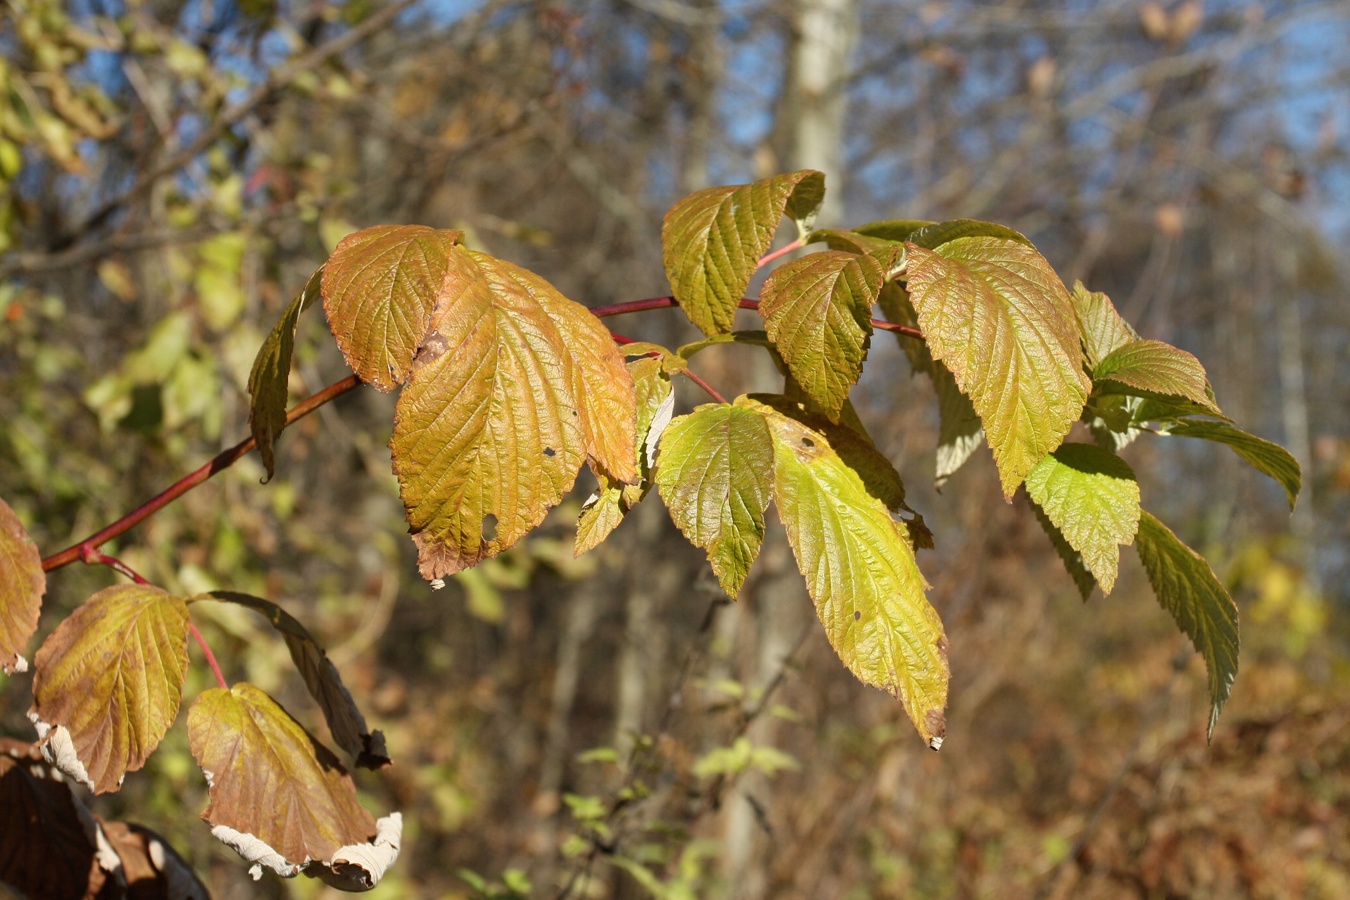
[1161,420,1302,511]
[1094,339,1223,416]
[247,267,321,480]
[759,250,884,420]
[1023,444,1140,594]
[1029,498,1097,600]
[187,683,382,876]
[905,237,1090,497]
[654,402,775,598]
[190,591,389,768]
[576,357,674,555]
[755,401,949,747]
[391,247,636,580]
[907,219,1033,250]
[662,170,825,336]
[95,820,209,899]
[29,584,189,794]
[1069,282,1135,369]
[321,225,463,392]
[876,285,984,488]
[1135,511,1239,739]
[0,496,44,675]
[0,744,108,899]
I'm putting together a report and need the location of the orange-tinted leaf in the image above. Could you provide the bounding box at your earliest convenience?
[187,683,377,871]
[1070,282,1135,369]
[905,237,1090,496]
[29,584,189,793]
[248,267,321,479]
[391,248,636,580]
[759,250,884,420]
[662,170,825,336]
[190,591,389,768]
[321,225,463,392]
[1095,339,1223,416]
[0,496,44,675]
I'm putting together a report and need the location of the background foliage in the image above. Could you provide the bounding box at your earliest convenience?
[2,0,1349,897]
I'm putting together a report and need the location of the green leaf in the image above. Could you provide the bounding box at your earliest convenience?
[391,247,637,581]
[1135,511,1239,739]
[1069,282,1135,369]
[907,219,1033,250]
[1023,444,1140,594]
[809,220,932,254]
[0,497,44,676]
[321,225,463,392]
[755,402,948,747]
[759,250,885,420]
[189,592,389,768]
[1160,420,1302,511]
[662,170,825,336]
[247,267,321,480]
[1094,339,1223,416]
[876,285,983,488]
[905,237,1090,497]
[576,356,674,555]
[187,684,397,883]
[1029,498,1097,601]
[29,585,189,793]
[654,402,774,598]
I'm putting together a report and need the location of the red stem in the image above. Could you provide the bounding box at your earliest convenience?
[589,295,924,340]
[189,621,229,690]
[757,237,805,269]
[42,374,362,572]
[609,329,725,403]
[80,546,149,584]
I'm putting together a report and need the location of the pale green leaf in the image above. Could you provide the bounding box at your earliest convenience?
[247,267,321,480]
[0,497,44,676]
[1070,282,1136,369]
[391,248,636,580]
[187,683,378,869]
[759,250,883,419]
[190,592,388,768]
[1095,339,1223,416]
[662,170,825,336]
[1161,420,1301,511]
[1024,444,1140,594]
[321,225,463,392]
[905,237,1090,497]
[1029,498,1097,600]
[757,403,948,747]
[29,585,189,793]
[654,402,774,597]
[1135,511,1239,739]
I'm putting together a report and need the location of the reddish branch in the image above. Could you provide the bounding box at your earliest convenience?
[41,374,362,572]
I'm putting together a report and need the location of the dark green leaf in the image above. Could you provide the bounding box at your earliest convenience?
[1161,420,1302,510]
[907,219,1033,250]
[248,267,321,480]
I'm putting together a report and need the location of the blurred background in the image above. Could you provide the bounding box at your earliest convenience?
[2,0,1348,896]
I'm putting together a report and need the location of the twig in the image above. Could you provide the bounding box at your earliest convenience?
[41,375,362,572]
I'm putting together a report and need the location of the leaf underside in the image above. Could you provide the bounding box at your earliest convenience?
[248,267,321,479]
[0,497,44,675]
[1162,420,1302,511]
[1135,511,1239,739]
[905,237,1090,497]
[30,584,189,793]
[662,170,825,337]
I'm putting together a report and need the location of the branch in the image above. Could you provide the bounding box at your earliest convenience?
[41,374,362,572]
[590,295,925,340]
[41,0,417,254]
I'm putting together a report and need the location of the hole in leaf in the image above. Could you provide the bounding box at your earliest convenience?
[854,610,861,621]
[801,437,815,448]
[543,447,556,458]
[481,514,498,542]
